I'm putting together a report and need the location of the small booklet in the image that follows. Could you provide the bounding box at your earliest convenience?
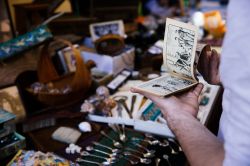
[133,18,199,96]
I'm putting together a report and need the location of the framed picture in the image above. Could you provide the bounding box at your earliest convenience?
[90,20,125,41]
[57,44,79,73]
[0,85,26,122]
[0,0,15,43]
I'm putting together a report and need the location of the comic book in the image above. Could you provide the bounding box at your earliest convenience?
[133,18,199,96]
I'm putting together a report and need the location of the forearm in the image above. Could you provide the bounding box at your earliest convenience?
[166,111,224,166]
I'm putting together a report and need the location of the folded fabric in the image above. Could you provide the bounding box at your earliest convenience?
[52,126,81,144]
[0,25,53,60]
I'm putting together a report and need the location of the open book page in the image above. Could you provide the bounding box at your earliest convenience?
[163,18,198,80]
[133,73,197,96]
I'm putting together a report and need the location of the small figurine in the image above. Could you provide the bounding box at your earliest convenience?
[80,101,95,114]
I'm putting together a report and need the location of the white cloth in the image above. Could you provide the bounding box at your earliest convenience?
[219,0,250,165]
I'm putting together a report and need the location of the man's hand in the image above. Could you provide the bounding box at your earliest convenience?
[198,49,220,85]
[132,84,224,166]
[131,83,204,120]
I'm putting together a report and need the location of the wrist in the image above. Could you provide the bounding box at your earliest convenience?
[165,108,198,133]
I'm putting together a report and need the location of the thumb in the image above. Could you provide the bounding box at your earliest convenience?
[192,83,204,97]
[130,87,164,102]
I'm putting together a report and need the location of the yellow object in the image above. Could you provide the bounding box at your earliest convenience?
[204,10,226,38]
[55,0,72,13]
[8,0,72,28]
[7,150,23,166]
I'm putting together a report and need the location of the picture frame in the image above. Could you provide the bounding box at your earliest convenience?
[90,20,125,41]
[57,44,80,73]
[0,85,26,122]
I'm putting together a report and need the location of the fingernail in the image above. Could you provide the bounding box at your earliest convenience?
[212,49,217,53]
[212,49,218,56]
